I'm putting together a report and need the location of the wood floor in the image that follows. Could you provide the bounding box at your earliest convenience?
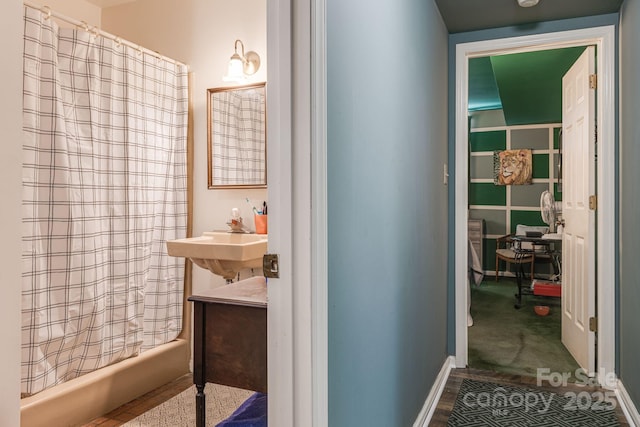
[429,368,630,426]
[82,368,630,426]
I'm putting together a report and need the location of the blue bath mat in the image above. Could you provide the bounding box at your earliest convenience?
[216,392,267,427]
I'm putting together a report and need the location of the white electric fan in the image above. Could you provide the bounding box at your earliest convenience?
[540,190,563,282]
[540,190,561,233]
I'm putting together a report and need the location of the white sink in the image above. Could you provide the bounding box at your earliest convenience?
[166,232,268,280]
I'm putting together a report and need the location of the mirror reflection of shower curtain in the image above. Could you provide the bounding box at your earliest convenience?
[212,88,266,185]
[21,7,188,396]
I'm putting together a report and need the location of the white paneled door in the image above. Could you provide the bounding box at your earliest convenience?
[561,46,596,373]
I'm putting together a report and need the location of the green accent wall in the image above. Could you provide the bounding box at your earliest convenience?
[532,154,549,179]
[469,121,562,273]
[510,210,549,232]
[469,183,506,206]
[469,130,506,152]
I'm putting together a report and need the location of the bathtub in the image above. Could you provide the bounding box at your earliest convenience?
[20,265,194,427]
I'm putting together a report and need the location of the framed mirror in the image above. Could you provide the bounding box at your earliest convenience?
[207,82,266,188]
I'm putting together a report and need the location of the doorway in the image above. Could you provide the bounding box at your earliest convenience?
[466,46,590,377]
[454,26,616,387]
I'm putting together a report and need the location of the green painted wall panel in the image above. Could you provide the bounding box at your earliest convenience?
[469,183,506,206]
[511,210,547,233]
[554,183,563,202]
[470,130,506,152]
[532,153,549,178]
[483,238,497,271]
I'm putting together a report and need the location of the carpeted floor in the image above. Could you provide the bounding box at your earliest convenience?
[447,378,620,426]
[122,383,252,427]
[468,278,580,378]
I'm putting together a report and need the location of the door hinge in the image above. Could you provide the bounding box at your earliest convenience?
[589,195,597,211]
[589,74,597,89]
[263,253,280,278]
[589,316,597,332]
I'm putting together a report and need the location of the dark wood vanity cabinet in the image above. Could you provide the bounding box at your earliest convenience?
[188,277,267,427]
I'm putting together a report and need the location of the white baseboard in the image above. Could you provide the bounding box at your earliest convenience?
[616,379,640,427]
[413,355,455,427]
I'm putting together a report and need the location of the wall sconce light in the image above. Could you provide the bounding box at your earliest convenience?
[517,0,540,7]
[223,39,261,82]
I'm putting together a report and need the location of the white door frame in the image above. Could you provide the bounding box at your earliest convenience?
[266,0,328,425]
[266,0,295,425]
[454,26,616,386]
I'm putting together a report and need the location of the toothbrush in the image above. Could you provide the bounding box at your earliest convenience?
[246,197,259,215]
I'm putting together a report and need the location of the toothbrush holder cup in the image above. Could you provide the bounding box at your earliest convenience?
[254,214,268,235]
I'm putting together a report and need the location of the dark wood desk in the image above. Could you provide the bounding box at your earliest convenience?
[188,277,267,427]
[511,235,562,308]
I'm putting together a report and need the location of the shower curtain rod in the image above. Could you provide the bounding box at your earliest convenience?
[23,0,188,69]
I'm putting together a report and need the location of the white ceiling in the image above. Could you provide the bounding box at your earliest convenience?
[84,0,137,8]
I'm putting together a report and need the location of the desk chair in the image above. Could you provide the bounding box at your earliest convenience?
[495,225,549,281]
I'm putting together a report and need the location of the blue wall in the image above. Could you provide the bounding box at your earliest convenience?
[619,0,640,411]
[327,0,449,425]
[446,13,620,355]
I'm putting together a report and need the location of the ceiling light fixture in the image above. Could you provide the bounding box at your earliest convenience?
[517,0,540,7]
[223,39,261,83]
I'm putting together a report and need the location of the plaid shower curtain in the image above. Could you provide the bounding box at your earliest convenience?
[21,7,188,395]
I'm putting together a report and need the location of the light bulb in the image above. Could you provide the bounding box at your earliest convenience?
[517,0,539,7]
[224,56,245,82]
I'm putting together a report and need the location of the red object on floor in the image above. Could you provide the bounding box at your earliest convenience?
[533,280,561,297]
[534,305,550,316]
